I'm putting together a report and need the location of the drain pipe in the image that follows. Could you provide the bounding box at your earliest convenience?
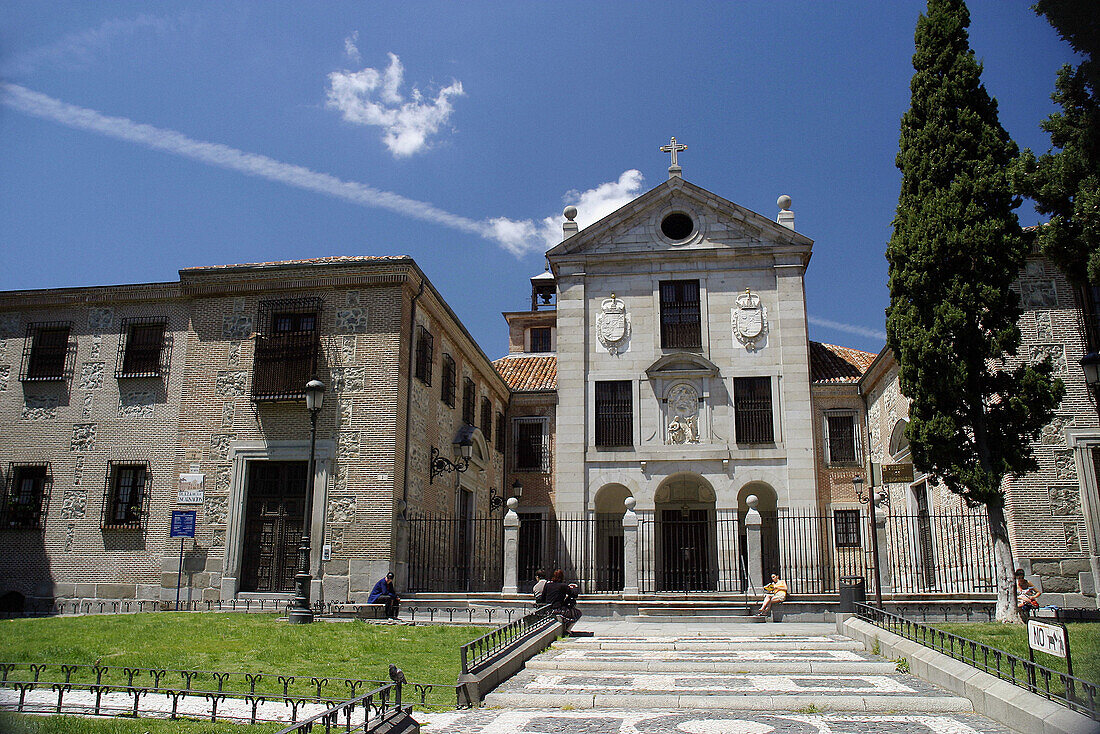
[398,277,425,586]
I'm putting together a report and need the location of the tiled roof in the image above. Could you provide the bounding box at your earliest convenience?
[493,355,557,391]
[809,341,877,384]
[181,255,410,271]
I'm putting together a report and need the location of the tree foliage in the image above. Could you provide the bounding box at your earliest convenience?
[1014,1,1100,284]
[887,0,1065,621]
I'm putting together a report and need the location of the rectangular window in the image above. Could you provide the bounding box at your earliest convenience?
[734,376,774,444]
[415,326,433,385]
[103,463,148,529]
[834,509,862,548]
[117,318,168,378]
[514,418,549,472]
[22,323,72,381]
[480,397,493,442]
[462,377,476,425]
[252,298,322,401]
[441,354,456,407]
[529,327,552,353]
[659,280,701,349]
[495,411,506,453]
[825,413,859,464]
[1,464,51,530]
[595,380,633,447]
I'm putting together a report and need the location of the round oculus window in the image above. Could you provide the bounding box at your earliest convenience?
[660,212,694,241]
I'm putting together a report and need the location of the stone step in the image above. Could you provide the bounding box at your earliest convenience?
[525,659,900,674]
[554,638,864,651]
[483,692,974,713]
[625,614,766,623]
[636,605,757,615]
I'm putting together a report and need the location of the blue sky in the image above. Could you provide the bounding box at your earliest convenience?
[0,2,1079,358]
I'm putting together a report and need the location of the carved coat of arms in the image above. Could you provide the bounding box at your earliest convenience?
[596,294,630,355]
[733,289,768,351]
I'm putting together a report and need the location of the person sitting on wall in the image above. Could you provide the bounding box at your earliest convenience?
[756,573,787,616]
[1015,569,1040,618]
[542,568,581,631]
[532,568,549,604]
[368,572,400,619]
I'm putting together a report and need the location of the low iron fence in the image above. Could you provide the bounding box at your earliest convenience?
[406,513,503,593]
[274,680,408,734]
[854,602,1098,720]
[460,604,556,675]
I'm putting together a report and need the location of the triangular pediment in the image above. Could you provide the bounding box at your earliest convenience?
[546,177,813,259]
[645,352,721,378]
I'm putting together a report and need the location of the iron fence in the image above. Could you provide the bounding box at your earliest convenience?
[637,510,744,593]
[274,680,407,734]
[886,511,996,594]
[406,513,503,593]
[517,513,625,594]
[460,604,556,674]
[854,603,1098,721]
[771,510,869,594]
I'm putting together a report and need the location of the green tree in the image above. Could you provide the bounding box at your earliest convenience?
[1014,1,1100,286]
[886,0,1064,623]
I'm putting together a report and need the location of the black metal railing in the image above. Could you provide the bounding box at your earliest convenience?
[460,604,557,675]
[518,513,626,594]
[251,331,319,401]
[637,510,744,594]
[772,511,868,594]
[406,513,503,593]
[886,511,997,593]
[854,603,1099,720]
[274,680,407,734]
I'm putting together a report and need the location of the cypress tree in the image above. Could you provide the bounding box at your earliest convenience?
[886,0,1064,622]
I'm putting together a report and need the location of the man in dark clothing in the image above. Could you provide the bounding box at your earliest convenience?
[368,572,400,619]
[542,568,581,630]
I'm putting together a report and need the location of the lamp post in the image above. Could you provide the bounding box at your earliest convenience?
[490,479,523,512]
[289,378,325,625]
[854,475,886,608]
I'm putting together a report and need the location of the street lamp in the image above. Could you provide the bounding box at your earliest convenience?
[490,479,523,512]
[854,475,886,608]
[1082,352,1100,387]
[429,437,473,484]
[289,378,325,625]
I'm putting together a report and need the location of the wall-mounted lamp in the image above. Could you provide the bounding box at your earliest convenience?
[429,440,472,484]
[490,479,523,512]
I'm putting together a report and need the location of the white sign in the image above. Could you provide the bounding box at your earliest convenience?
[177,473,205,505]
[1028,619,1068,658]
[321,544,332,561]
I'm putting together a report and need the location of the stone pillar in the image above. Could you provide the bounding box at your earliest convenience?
[502,498,520,595]
[874,502,892,595]
[744,495,764,593]
[622,497,639,595]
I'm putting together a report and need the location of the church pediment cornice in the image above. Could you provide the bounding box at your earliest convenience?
[644,352,721,378]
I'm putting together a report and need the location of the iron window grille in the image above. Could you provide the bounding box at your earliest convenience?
[441,354,456,407]
[415,326,434,385]
[101,462,151,530]
[20,322,74,382]
[1,463,51,530]
[825,413,861,465]
[834,509,862,547]
[595,380,633,447]
[462,377,475,425]
[659,280,702,349]
[495,411,506,453]
[514,417,550,472]
[529,327,552,353]
[734,376,774,444]
[480,397,493,442]
[251,298,323,401]
[115,317,171,378]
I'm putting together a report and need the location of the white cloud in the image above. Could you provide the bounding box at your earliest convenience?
[325,52,464,158]
[6,14,174,75]
[343,31,361,65]
[807,315,886,342]
[486,170,646,256]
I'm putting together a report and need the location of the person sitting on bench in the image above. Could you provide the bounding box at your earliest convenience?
[757,573,787,616]
[368,572,400,619]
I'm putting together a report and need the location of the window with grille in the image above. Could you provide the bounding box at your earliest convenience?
[529,327,552,353]
[514,418,549,472]
[734,376,774,444]
[595,380,633,447]
[415,326,433,385]
[462,377,475,425]
[825,413,860,465]
[495,411,506,453]
[659,280,701,349]
[834,509,862,547]
[480,397,493,441]
[21,323,72,381]
[102,463,149,529]
[252,298,322,401]
[1,464,51,530]
[117,318,168,378]
[441,354,456,407]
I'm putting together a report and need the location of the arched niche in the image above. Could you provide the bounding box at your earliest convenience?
[737,481,777,513]
[736,480,780,582]
[593,483,633,514]
[653,473,718,592]
[592,483,632,591]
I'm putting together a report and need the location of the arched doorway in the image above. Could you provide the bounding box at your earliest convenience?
[593,484,632,591]
[737,482,780,591]
[654,474,717,591]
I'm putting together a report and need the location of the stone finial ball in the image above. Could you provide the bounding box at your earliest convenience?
[624,496,637,511]
[506,497,519,510]
[563,205,578,221]
[777,195,792,211]
[746,494,759,509]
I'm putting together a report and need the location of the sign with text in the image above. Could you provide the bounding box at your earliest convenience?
[882,463,915,484]
[1028,619,1068,658]
[170,510,197,539]
[177,474,205,505]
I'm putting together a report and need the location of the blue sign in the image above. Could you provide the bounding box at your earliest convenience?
[170,510,196,538]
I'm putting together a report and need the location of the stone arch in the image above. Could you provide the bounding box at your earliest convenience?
[737,480,780,583]
[593,483,633,514]
[586,472,641,510]
[592,483,632,591]
[652,473,718,591]
[889,419,910,460]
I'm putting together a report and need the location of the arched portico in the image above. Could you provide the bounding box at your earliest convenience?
[592,483,632,590]
[653,473,717,591]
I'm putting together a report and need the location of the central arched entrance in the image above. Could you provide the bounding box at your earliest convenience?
[654,474,717,591]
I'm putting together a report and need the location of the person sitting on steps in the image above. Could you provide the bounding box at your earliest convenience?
[532,568,548,604]
[542,568,581,632]
[757,573,787,616]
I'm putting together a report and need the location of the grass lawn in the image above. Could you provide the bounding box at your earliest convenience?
[0,613,488,710]
[0,712,283,734]
[931,622,1100,693]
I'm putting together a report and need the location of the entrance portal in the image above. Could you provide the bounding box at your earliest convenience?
[654,475,716,591]
[240,461,308,593]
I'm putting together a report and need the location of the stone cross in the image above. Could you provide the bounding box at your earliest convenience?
[660,137,687,167]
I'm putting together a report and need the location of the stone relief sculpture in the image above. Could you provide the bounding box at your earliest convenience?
[596,294,630,355]
[732,289,768,351]
[665,383,700,444]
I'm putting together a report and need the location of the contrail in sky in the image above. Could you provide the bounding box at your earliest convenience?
[808,315,886,342]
